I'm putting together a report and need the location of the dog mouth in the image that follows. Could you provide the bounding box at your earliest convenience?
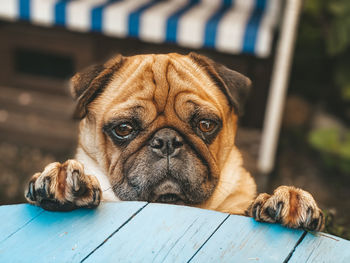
[151,180,186,204]
[155,193,184,204]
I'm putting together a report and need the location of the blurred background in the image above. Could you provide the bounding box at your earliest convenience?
[0,0,349,239]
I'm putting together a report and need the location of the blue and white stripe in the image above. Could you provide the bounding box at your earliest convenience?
[0,0,280,57]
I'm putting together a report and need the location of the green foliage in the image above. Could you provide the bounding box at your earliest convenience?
[335,57,350,101]
[300,0,350,104]
[295,0,350,172]
[308,128,350,173]
[323,209,350,240]
[304,0,350,56]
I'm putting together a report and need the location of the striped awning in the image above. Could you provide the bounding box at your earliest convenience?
[0,0,281,58]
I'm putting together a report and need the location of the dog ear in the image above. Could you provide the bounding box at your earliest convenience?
[188,52,251,116]
[70,55,125,119]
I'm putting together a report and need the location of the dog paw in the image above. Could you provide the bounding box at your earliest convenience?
[25,160,101,211]
[248,186,324,231]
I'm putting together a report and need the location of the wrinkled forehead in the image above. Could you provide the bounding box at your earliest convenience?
[92,54,229,122]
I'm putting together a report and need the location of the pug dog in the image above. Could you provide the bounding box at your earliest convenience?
[24,53,324,231]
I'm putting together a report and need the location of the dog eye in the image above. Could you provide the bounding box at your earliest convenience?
[113,123,134,138]
[198,120,216,133]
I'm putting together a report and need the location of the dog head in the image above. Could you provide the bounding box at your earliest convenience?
[71,53,251,205]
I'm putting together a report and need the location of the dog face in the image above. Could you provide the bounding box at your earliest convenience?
[71,53,250,206]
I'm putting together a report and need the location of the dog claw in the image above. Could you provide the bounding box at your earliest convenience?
[305,207,313,226]
[92,189,97,203]
[43,177,51,197]
[92,188,100,205]
[26,182,36,201]
[72,170,80,192]
[265,206,276,221]
[252,203,261,220]
[304,207,322,231]
[263,201,283,222]
[274,201,283,222]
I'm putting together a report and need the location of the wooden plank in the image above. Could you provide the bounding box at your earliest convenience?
[83,203,229,263]
[0,22,96,93]
[0,86,78,152]
[0,202,146,263]
[190,215,304,263]
[288,232,350,263]
[0,204,43,243]
[0,86,75,120]
[0,108,77,140]
[0,129,76,154]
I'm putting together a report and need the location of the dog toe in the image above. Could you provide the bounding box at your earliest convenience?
[251,202,262,220]
[35,177,52,201]
[64,159,86,195]
[72,170,80,192]
[303,208,324,231]
[264,201,283,223]
[25,181,36,202]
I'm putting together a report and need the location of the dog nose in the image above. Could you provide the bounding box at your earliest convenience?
[150,128,183,157]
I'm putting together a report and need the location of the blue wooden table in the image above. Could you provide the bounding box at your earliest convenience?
[1,202,349,263]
